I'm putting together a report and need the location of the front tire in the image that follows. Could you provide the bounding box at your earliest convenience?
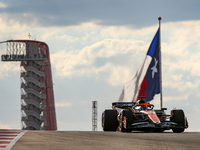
[102,109,118,131]
[171,109,185,133]
[121,109,133,132]
[172,128,185,133]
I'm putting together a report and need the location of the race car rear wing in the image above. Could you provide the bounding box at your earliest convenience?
[112,102,136,108]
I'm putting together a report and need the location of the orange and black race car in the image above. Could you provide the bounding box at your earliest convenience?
[102,99,188,133]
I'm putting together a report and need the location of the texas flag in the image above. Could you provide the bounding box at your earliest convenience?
[118,28,160,102]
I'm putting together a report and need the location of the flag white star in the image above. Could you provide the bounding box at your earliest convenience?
[151,58,158,78]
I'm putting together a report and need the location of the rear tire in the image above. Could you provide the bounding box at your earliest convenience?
[171,109,185,133]
[102,109,118,131]
[121,109,133,133]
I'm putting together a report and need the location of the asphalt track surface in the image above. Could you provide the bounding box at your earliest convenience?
[11,131,200,150]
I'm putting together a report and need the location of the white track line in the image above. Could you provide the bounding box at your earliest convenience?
[4,130,27,150]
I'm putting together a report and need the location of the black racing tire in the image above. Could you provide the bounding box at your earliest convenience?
[121,109,133,133]
[102,109,118,131]
[186,118,189,128]
[172,128,185,133]
[171,109,185,133]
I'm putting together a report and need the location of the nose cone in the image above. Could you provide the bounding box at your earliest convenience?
[146,111,161,123]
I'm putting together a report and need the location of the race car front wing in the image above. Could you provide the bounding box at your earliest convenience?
[125,121,185,130]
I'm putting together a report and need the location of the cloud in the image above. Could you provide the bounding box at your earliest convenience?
[56,102,72,107]
[1,1,200,28]
[0,2,7,8]
[0,122,12,129]
[164,94,189,102]
[51,38,148,85]
[155,21,200,92]
[0,62,20,78]
[50,20,200,91]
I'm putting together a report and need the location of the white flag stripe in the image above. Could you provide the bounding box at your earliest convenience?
[118,55,152,102]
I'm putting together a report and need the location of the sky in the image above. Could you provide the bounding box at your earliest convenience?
[0,0,200,131]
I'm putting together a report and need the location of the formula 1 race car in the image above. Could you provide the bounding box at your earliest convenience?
[102,99,188,133]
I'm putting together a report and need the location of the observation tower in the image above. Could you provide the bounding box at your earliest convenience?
[1,40,57,130]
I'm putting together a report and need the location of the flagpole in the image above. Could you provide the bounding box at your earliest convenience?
[158,16,163,109]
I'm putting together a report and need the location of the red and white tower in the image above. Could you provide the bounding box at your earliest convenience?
[1,40,57,130]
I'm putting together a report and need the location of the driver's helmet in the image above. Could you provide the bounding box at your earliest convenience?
[141,105,147,111]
